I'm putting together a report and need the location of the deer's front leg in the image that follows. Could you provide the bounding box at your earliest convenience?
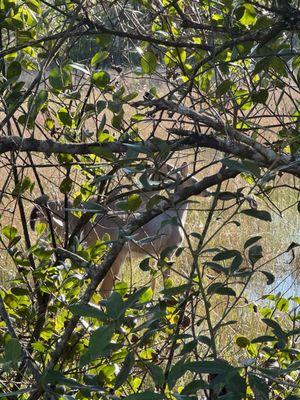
[99,246,128,298]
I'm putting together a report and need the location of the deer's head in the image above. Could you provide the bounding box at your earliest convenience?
[174,162,211,198]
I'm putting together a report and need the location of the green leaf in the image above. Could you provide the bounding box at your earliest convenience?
[235,336,250,348]
[7,61,21,81]
[97,132,115,143]
[167,359,187,389]
[106,292,124,319]
[207,283,236,297]
[123,91,139,102]
[5,338,22,364]
[43,370,85,388]
[260,270,275,285]
[131,113,144,122]
[213,249,241,261]
[12,176,32,196]
[32,89,48,112]
[0,389,33,398]
[180,339,197,355]
[114,281,129,297]
[69,303,108,321]
[28,90,48,122]
[284,361,300,373]
[45,117,55,131]
[244,236,262,249]
[91,51,109,66]
[124,393,164,400]
[92,71,110,89]
[275,298,289,312]
[139,287,153,302]
[96,100,107,114]
[59,177,73,194]
[251,89,269,104]
[96,34,111,48]
[186,359,234,374]
[237,4,257,26]
[11,287,29,296]
[90,145,115,161]
[82,200,105,213]
[145,362,164,387]
[124,287,149,309]
[248,244,263,265]
[285,396,300,400]
[26,0,42,14]
[108,100,122,114]
[161,284,191,296]
[251,335,277,344]
[197,335,212,347]
[2,226,17,240]
[269,56,286,75]
[114,352,135,389]
[112,113,123,129]
[116,194,142,212]
[49,66,71,91]
[57,107,73,127]
[254,56,286,76]
[86,325,115,361]
[230,254,243,274]
[248,374,269,400]
[204,262,228,274]
[181,379,207,395]
[216,79,232,97]
[241,209,272,222]
[141,51,157,74]
[139,257,151,271]
[262,318,285,337]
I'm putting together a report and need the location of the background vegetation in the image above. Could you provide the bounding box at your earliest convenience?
[0,0,299,399]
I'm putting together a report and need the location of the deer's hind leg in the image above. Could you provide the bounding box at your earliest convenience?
[99,246,128,298]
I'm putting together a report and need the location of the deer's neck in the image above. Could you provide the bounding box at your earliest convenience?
[176,200,189,226]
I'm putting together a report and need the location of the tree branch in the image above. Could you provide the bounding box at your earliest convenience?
[1,132,300,177]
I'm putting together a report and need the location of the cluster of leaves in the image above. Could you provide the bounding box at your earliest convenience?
[0,218,299,399]
[0,0,299,399]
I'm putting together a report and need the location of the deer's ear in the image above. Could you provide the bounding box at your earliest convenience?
[180,162,189,177]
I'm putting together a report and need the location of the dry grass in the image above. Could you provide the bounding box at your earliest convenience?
[0,72,299,300]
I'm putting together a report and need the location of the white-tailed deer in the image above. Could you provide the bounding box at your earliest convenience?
[30,162,211,297]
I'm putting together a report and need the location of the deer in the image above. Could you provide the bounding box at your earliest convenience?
[30,162,212,297]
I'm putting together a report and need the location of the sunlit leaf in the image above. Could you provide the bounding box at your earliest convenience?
[140,51,157,74]
[116,194,142,212]
[92,71,110,89]
[57,107,73,127]
[91,51,109,66]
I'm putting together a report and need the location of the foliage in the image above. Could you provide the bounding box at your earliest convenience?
[0,0,299,399]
